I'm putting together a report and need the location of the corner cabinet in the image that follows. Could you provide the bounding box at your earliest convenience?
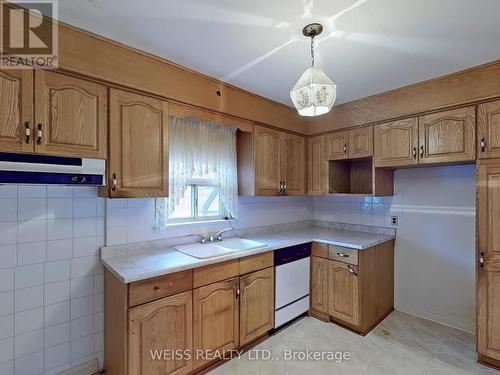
[477,161,500,366]
[108,89,169,198]
[128,292,193,375]
[0,70,107,158]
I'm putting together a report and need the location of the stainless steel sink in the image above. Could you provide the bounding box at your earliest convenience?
[174,238,266,259]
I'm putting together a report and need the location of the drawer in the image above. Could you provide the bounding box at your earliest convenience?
[311,242,328,258]
[239,251,273,275]
[193,259,239,288]
[128,269,193,307]
[329,246,358,265]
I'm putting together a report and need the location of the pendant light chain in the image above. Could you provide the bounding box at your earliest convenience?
[310,35,315,67]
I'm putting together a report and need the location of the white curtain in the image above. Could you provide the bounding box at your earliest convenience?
[156,116,239,226]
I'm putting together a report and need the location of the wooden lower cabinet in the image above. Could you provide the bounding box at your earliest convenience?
[239,267,274,345]
[128,291,193,375]
[309,241,394,335]
[477,161,500,366]
[193,278,240,369]
[310,256,329,320]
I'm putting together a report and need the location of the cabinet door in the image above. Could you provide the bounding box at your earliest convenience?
[307,136,328,195]
[193,278,239,369]
[254,125,281,195]
[374,118,419,167]
[239,267,274,346]
[348,126,373,159]
[128,291,193,375]
[310,256,328,320]
[109,89,169,198]
[329,260,359,327]
[281,133,305,195]
[478,100,500,159]
[418,106,476,164]
[34,71,107,158]
[325,131,348,160]
[0,70,33,153]
[477,162,500,362]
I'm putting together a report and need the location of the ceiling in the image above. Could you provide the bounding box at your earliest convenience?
[55,0,500,106]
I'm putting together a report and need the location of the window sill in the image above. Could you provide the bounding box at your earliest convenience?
[160,218,236,230]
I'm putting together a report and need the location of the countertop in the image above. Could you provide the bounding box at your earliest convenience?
[101,224,395,283]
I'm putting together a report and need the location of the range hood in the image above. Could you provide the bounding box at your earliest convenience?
[0,153,106,185]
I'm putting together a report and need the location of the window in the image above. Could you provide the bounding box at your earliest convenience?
[167,180,226,223]
[155,116,238,227]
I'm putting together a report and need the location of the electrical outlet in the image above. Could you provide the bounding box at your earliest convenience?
[391,216,399,226]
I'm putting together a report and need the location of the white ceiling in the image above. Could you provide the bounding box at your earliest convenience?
[55,0,500,106]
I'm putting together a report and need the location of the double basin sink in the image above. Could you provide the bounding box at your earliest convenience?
[174,238,267,259]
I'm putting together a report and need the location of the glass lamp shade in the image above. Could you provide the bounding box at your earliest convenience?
[290,67,337,117]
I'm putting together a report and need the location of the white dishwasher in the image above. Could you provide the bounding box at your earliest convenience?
[274,243,311,328]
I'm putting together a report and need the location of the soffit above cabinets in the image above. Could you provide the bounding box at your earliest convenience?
[53,0,500,107]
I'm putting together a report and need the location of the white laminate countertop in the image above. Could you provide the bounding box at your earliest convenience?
[101,225,395,284]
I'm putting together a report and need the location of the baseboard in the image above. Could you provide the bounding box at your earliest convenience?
[395,302,475,333]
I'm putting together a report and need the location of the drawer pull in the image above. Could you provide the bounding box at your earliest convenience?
[336,252,349,257]
[347,264,358,277]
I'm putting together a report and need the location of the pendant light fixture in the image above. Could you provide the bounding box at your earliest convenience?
[290,23,337,117]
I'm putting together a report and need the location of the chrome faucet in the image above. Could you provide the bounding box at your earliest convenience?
[200,227,234,244]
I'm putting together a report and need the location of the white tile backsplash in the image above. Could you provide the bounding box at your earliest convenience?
[0,186,103,374]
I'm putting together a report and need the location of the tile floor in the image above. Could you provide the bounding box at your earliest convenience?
[210,311,500,375]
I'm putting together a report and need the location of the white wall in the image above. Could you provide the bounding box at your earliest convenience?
[0,185,104,375]
[106,196,313,246]
[392,165,476,332]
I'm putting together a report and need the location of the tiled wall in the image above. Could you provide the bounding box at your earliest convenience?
[106,196,313,246]
[0,185,104,375]
[312,195,396,227]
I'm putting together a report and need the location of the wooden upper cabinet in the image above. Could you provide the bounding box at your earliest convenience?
[348,126,373,158]
[281,133,305,195]
[128,291,193,375]
[109,88,169,198]
[193,278,239,369]
[478,100,500,159]
[477,161,500,362]
[34,71,107,158]
[310,256,329,320]
[307,135,328,195]
[328,260,359,327]
[418,106,476,164]
[325,131,348,160]
[239,267,274,346]
[254,125,281,195]
[374,117,419,168]
[0,70,33,153]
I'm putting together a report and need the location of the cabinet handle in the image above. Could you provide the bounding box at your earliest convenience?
[111,173,118,192]
[480,252,485,268]
[283,182,287,191]
[234,284,240,299]
[412,147,417,159]
[36,124,42,145]
[480,137,486,153]
[420,146,424,158]
[24,122,31,144]
[336,252,349,258]
[347,264,358,277]
[278,181,283,193]
[343,144,347,153]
